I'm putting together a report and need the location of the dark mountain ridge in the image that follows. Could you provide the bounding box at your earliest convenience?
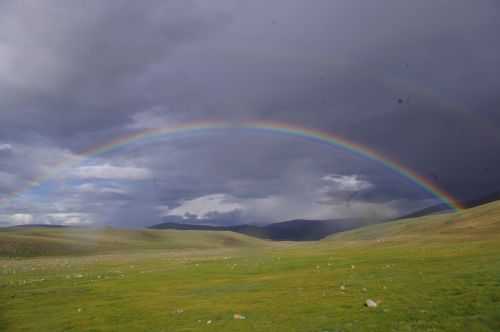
[150,218,373,241]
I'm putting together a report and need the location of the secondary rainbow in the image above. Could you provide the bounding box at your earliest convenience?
[3,121,464,210]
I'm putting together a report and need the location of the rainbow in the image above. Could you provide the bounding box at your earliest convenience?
[2,121,464,210]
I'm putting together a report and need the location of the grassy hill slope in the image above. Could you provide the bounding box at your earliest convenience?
[0,227,270,257]
[327,200,500,243]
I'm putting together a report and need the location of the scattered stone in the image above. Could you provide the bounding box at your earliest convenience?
[77,308,82,312]
[351,265,355,269]
[233,314,246,320]
[340,285,346,291]
[365,299,378,308]
[207,320,212,325]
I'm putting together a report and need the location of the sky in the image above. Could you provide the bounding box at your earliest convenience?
[0,0,499,227]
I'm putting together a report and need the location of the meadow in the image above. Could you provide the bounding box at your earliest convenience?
[1,201,500,331]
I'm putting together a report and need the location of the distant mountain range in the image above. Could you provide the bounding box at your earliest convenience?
[149,218,374,241]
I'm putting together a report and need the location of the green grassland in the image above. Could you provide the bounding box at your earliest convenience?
[1,202,500,331]
[0,227,269,257]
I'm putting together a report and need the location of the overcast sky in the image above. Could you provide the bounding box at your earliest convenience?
[0,0,499,227]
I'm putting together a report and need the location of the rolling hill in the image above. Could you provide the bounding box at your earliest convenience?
[327,199,500,243]
[0,227,269,257]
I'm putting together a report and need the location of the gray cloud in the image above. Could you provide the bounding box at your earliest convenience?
[0,1,499,227]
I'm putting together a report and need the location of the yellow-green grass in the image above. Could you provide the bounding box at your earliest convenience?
[1,202,500,331]
[0,228,270,257]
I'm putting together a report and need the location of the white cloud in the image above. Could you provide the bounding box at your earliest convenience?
[0,211,95,226]
[72,164,152,180]
[44,213,94,225]
[164,193,243,218]
[162,190,398,223]
[76,183,128,195]
[9,213,33,224]
[322,174,374,192]
[0,213,34,226]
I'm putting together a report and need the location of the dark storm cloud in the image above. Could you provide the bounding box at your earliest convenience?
[0,0,499,226]
[0,0,230,143]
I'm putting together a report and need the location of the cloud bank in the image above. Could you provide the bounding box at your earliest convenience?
[0,0,499,227]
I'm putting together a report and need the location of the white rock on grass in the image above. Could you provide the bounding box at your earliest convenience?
[233,314,246,320]
[365,299,378,308]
